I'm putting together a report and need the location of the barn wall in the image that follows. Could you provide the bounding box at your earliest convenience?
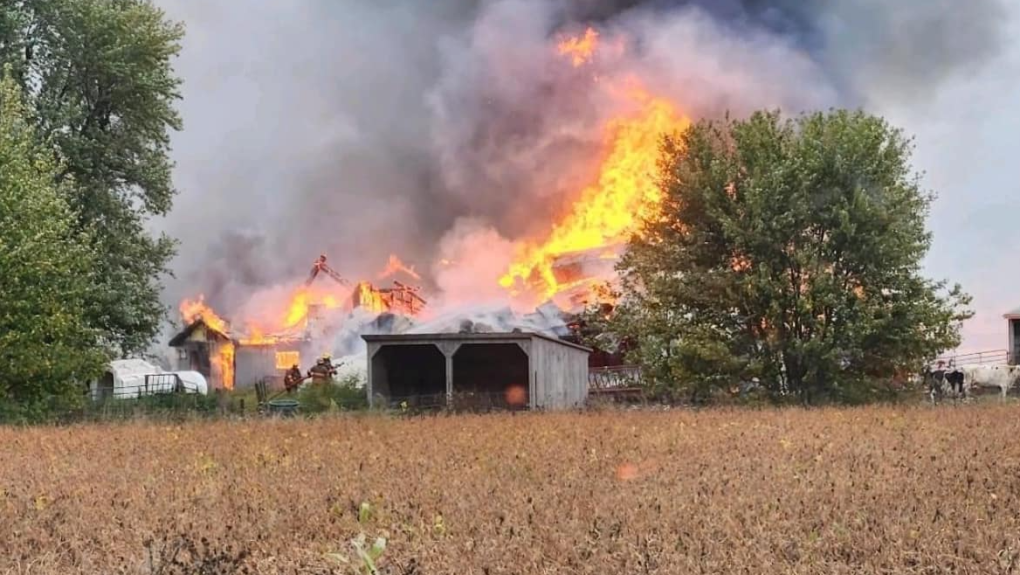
[235,346,275,389]
[207,340,226,390]
[567,344,589,406]
[235,342,309,390]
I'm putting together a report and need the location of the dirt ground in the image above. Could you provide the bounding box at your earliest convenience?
[2,404,1019,574]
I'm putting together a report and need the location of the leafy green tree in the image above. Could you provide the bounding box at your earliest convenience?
[0,70,108,414]
[0,0,184,355]
[607,110,971,404]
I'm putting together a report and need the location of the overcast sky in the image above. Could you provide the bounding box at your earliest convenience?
[876,13,1020,353]
[150,1,1020,353]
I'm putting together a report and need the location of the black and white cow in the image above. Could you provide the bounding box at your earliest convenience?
[924,363,966,403]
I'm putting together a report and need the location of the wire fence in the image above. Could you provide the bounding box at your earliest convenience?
[931,349,1009,368]
[589,365,642,390]
[372,391,531,412]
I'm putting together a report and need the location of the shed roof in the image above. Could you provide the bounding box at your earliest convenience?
[168,319,230,347]
[1005,307,1020,319]
[361,331,592,353]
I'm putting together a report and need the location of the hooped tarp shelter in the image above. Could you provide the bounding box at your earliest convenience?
[89,359,208,400]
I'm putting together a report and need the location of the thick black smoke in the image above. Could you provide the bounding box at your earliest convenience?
[152,0,1007,320]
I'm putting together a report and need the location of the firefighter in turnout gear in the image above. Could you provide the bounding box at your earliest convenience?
[283,364,304,393]
[308,354,337,384]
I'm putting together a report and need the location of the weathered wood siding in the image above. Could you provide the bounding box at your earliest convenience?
[235,342,309,389]
[530,336,589,409]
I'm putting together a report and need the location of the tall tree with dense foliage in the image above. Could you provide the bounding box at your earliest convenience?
[0,0,184,354]
[606,110,971,403]
[0,70,108,414]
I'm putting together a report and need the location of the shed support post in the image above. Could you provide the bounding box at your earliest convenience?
[366,343,380,408]
[445,354,453,407]
[436,341,460,408]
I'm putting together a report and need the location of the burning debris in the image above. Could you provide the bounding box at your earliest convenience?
[171,253,431,390]
[350,280,427,317]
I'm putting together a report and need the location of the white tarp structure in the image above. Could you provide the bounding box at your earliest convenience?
[89,359,209,399]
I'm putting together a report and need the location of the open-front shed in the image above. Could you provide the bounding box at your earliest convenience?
[362,332,591,410]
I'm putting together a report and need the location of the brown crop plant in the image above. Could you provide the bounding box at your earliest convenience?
[2,405,1020,574]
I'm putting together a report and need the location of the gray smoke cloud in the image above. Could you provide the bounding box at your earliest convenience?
[152,0,1011,348]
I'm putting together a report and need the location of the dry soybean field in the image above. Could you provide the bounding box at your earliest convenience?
[3,405,1020,574]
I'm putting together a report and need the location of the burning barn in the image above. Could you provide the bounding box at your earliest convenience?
[168,26,693,398]
[169,253,431,391]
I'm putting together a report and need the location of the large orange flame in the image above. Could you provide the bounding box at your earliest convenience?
[499,26,690,302]
[557,27,599,67]
[179,295,230,335]
[214,342,235,390]
[500,90,690,299]
[285,289,312,328]
[237,326,288,346]
[353,281,387,314]
[277,286,345,332]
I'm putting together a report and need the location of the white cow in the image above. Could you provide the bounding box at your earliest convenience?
[960,365,1020,399]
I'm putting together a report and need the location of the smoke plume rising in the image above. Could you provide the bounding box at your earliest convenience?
[152,0,1011,349]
